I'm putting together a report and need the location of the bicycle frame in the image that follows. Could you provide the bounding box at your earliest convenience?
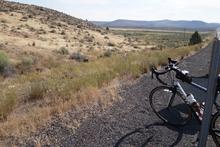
[173,79,220,113]
[174,81,206,102]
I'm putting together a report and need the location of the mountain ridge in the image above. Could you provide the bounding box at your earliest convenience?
[92,19,220,30]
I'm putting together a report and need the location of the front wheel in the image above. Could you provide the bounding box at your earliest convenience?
[149,86,192,126]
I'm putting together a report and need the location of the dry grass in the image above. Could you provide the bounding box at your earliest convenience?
[0,89,17,120]
[0,51,9,73]
[0,42,207,138]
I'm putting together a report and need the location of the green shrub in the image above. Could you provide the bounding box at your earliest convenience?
[189,31,202,45]
[22,56,34,67]
[69,52,89,62]
[56,47,69,55]
[0,51,9,74]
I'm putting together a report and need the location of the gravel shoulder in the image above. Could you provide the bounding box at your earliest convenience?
[9,44,217,147]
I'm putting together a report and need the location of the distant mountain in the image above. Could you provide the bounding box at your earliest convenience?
[92,19,220,30]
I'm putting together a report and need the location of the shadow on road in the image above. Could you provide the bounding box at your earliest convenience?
[114,122,163,147]
[114,118,200,147]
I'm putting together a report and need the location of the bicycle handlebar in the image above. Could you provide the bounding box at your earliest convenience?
[151,67,170,85]
[151,58,192,85]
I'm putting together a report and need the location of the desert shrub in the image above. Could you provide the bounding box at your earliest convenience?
[17,56,35,74]
[37,28,46,34]
[22,56,34,67]
[56,47,69,55]
[57,22,62,27]
[104,36,109,39]
[3,65,16,77]
[32,42,35,46]
[84,36,94,42]
[189,31,202,45]
[69,52,89,62]
[50,25,56,29]
[61,30,65,35]
[108,42,115,47]
[21,16,28,20]
[0,51,9,74]
[133,45,139,49]
[96,29,102,33]
[77,25,82,28]
[23,33,29,38]
[50,29,56,33]
[28,26,35,32]
[101,32,107,35]
[0,89,17,120]
[27,81,48,101]
[103,50,112,57]
[0,19,7,23]
[28,14,33,18]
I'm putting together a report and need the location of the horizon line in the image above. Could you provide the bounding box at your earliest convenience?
[91,19,220,24]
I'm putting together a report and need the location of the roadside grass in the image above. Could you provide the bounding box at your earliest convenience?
[0,89,17,120]
[0,42,207,137]
[0,51,9,74]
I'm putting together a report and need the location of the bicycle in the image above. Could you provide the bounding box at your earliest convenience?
[149,58,220,145]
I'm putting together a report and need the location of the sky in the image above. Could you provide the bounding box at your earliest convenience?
[8,0,220,23]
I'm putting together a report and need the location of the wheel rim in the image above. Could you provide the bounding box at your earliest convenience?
[150,86,191,126]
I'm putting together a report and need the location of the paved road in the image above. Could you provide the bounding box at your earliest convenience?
[14,44,218,147]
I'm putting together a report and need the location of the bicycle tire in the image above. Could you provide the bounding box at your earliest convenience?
[149,86,192,126]
[210,112,220,146]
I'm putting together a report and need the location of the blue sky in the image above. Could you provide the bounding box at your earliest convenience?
[8,0,220,23]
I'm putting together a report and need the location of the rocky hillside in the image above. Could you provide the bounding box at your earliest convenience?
[0,0,134,67]
[0,1,94,28]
